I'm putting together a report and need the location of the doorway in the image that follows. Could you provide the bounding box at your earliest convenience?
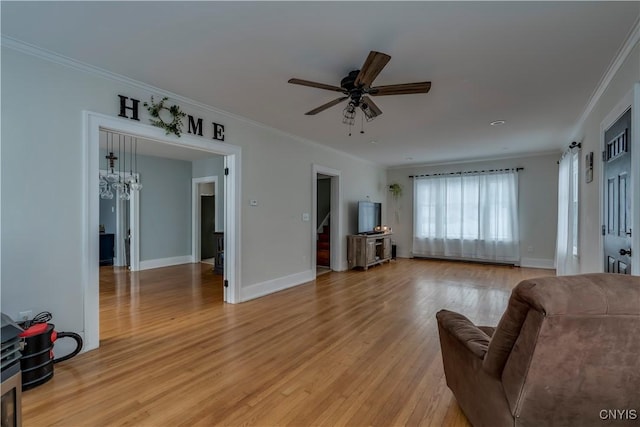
[191,176,220,265]
[600,84,640,276]
[312,164,343,275]
[84,111,241,352]
[603,108,632,274]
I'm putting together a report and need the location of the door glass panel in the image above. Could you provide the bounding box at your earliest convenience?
[619,174,627,236]
[619,261,629,275]
[607,178,615,233]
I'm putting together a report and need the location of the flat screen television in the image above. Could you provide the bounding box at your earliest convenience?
[358,201,382,234]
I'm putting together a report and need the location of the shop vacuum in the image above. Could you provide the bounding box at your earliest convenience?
[17,312,83,390]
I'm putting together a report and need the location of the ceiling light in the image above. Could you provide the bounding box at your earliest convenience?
[490,120,506,126]
[370,140,377,144]
[342,102,356,126]
[361,103,376,122]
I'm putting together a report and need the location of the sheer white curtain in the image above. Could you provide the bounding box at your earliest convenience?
[556,150,579,275]
[413,170,520,263]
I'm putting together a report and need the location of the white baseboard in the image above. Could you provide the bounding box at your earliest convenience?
[139,255,193,271]
[241,270,314,302]
[520,257,555,270]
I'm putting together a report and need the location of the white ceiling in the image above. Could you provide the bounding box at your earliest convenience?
[2,1,639,167]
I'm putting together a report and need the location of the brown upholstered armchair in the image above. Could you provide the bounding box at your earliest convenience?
[436,273,640,427]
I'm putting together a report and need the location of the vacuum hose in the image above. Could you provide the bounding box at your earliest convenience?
[53,331,83,364]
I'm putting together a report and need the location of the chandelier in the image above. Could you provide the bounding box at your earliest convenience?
[99,131,143,200]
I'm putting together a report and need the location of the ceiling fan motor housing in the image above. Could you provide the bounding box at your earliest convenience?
[341,70,365,105]
[340,70,360,91]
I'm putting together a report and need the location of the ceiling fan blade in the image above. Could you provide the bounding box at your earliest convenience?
[305,96,349,115]
[288,78,344,92]
[354,51,391,88]
[360,96,382,118]
[369,82,432,96]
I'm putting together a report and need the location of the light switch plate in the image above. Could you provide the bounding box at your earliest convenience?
[302,213,310,221]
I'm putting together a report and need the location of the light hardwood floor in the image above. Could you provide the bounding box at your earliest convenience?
[22,259,554,426]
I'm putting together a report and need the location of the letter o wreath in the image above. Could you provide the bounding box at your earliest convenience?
[144,96,186,137]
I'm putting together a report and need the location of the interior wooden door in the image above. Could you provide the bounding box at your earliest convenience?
[603,108,632,274]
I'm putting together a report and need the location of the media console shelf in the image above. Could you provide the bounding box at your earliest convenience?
[347,233,392,270]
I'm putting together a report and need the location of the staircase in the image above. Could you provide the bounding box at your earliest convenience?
[317,222,330,267]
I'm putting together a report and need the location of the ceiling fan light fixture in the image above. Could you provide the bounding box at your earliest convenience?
[361,103,376,122]
[342,102,356,125]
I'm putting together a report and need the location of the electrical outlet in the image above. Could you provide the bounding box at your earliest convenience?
[19,310,32,321]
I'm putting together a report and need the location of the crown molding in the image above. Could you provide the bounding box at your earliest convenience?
[571,16,640,140]
[1,35,381,168]
[388,149,562,171]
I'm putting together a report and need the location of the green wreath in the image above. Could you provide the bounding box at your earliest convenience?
[144,96,186,137]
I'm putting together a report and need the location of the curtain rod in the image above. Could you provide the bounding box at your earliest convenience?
[409,167,523,178]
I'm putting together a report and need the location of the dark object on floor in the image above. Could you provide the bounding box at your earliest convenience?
[18,313,83,391]
[99,233,115,266]
[436,273,640,427]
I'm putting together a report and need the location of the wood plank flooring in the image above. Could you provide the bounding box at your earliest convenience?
[22,259,554,426]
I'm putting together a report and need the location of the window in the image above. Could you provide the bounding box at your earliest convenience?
[556,149,580,275]
[413,170,520,262]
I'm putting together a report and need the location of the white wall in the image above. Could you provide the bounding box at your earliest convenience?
[99,149,193,262]
[136,154,192,262]
[571,41,640,273]
[0,45,386,334]
[386,152,559,268]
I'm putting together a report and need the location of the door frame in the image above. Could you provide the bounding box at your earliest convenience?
[83,111,242,352]
[600,83,640,275]
[311,164,344,273]
[192,176,219,263]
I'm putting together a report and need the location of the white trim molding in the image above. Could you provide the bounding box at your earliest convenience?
[240,270,314,302]
[520,257,555,270]
[139,255,193,271]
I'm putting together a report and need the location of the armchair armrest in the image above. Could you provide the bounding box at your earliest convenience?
[436,309,491,359]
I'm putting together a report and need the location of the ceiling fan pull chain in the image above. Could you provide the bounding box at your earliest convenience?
[360,113,365,134]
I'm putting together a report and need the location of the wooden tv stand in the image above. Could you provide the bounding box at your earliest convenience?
[347,233,392,270]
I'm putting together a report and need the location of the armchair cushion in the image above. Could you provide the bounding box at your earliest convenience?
[436,310,490,359]
[482,292,531,377]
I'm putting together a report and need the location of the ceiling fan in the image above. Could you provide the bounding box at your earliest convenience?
[288,50,431,122]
